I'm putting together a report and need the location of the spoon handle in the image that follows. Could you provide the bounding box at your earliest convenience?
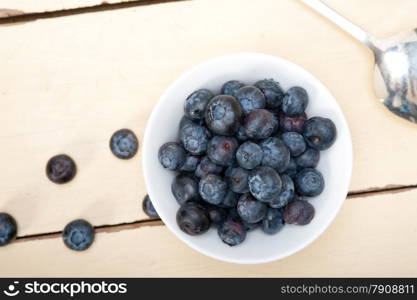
[300,0,376,49]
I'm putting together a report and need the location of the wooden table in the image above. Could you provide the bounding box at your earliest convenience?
[0,0,416,277]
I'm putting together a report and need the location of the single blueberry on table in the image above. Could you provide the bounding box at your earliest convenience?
[180,123,210,155]
[244,109,278,139]
[262,208,285,234]
[194,156,223,178]
[199,174,228,205]
[295,148,320,168]
[205,205,227,226]
[269,174,294,208]
[180,155,201,172]
[0,213,17,246]
[259,137,290,172]
[279,112,307,133]
[221,190,238,208]
[254,79,285,109]
[207,136,239,167]
[303,117,337,150]
[236,126,249,142]
[235,86,266,115]
[205,95,242,136]
[226,167,250,193]
[295,168,324,197]
[63,219,95,251]
[236,141,263,170]
[176,202,210,236]
[283,157,298,179]
[46,154,77,184]
[283,200,315,225]
[218,218,247,246]
[281,132,306,157]
[248,166,282,202]
[172,174,200,205]
[237,193,267,224]
[142,195,159,218]
[221,80,245,97]
[110,129,139,159]
[158,142,186,170]
[184,89,214,120]
[282,86,309,117]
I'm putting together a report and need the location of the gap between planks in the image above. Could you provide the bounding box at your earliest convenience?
[14,184,417,243]
[0,0,189,25]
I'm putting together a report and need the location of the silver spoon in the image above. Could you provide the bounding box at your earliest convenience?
[300,0,417,123]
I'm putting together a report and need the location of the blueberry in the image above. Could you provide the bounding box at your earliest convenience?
[237,193,267,223]
[180,155,201,172]
[262,208,285,234]
[283,200,315,225]
[221,80,245,97]
[283,157,298,179]
[177,202,210,235]
[254,79,285,109]
[205,95,242,136]
[221,190,238,207]
[295,148,320,168]
[63,219,95,251]
[46,154,77,184]
[206,205,227,226]
[184,89,214,120]
[281,132,306,157]
[259,137,290,172]
[279,112,307,133]
[110,129,139,159]
[243,221,260,231]
[158,142,186,170]
[236,126,249,142]
[248,166,282,202]
[207,136,238,167]
[218,218,247,246]
[235,86,266,115]
[269,174,294,208]
[303,117,337,150]
[199,174,228,205]
[282,86,308,117]
[295,168,324,197]
[225,167,250,193]
[179,115,204,130]
[244,109,277,139]
[0,213,17,246]
[142,195,159,218]
[236,141,263,170]
[180,123,210,155]
[172,174,200,205]
[194,156,223,178]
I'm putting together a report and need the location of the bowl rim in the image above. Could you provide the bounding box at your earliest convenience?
[143,52,353,264]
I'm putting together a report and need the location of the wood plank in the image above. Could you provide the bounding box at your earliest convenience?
[1,188,417,277]
[0,0,417,237]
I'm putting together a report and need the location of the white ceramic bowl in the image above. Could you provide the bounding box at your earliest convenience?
[143,53,352,264]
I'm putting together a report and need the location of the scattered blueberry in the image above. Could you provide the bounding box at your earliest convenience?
[218,218,247,246]
[237,193,267,224]
[63,219,95,251]
[194,156,223,178]
[221,190,238,207]
[177,202,210,235]
[158,142,186,170]
[205,95,242,136]
[226,167,250,193]
[283,200,315,225]
[259,137,290,172]
[254,79,285,109]
[236,141,263,170]
[279,112,307,133]
[282,86,308,117]
[283,157,298,179]
[199,174,228,205]
[0,213,17,246]
[281,132,306,157]
[262,208,285,234]
[269,174,294,208]
[46,154,77,184]
[142,195,159,218]
[180,123,210,155]
[221,80,245,97]
[244,109,277,139]
[235,86,266,115]
[172,174,200,205]
[295,168,324,197]
[180,155,201,172]
[303,117,337,150]
[207,136,238,166]
[184,89,214,120]
[248,166,282,202]
[110,129,139,159]
[206,205,227,226]
[295,148,320,168]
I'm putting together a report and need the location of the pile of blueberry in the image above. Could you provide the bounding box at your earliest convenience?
[158,79,336,246]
